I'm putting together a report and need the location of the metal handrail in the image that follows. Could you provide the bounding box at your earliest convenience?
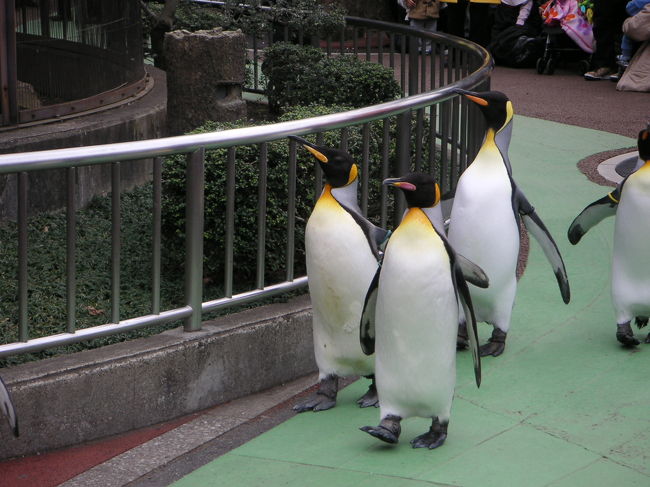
[0,16,493,359]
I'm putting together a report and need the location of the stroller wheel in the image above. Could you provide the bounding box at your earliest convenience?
[544,58,556,75]
[536,57,544,74]
[578,59,590,75]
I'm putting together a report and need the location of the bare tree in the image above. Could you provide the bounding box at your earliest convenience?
[141,0,182,67]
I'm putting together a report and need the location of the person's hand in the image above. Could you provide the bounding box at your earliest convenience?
[406,0,416,8]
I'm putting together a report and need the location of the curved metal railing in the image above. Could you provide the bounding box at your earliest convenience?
[0,15,493,359]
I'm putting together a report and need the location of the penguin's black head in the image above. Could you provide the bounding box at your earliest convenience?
[454,89,513,132]
[638,125,650,162]
[289,135,357,188]
[383,172,440,208]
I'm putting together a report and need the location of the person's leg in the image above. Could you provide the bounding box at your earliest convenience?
[591,0,627,70]
[443,0,468,38]
[468,3,493,47]
[423,18,438,53]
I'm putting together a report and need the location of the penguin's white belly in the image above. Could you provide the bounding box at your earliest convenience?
[306,200,376,377]
[448,159,519,326]
[375,219,457,420]
[612,174,650,321]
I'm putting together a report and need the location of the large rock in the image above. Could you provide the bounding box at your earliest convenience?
[164,28,247,135]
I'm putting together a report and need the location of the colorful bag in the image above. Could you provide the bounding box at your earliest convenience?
[540,0,594,53]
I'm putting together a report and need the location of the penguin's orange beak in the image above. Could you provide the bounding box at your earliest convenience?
[289,135,329,163]
[383,178,416,191]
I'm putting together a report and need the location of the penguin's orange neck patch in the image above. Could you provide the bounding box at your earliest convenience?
[402,207,431,227]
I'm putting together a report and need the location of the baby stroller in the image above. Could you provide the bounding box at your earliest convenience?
[536,0,593,74]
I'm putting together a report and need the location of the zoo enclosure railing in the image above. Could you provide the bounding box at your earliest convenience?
[0,15,492,359]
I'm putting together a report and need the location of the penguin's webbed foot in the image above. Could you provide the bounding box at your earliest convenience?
[360,415,401,444]
[479,328,507,357]
[616,322,640,348]
[410,418,448,449]
[456,322,469,351]
[293,394,336,413]
[356,379,379,408]
[293,375,338,413]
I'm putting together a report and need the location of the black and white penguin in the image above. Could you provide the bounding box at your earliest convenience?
[1,375,19,437]
[290,135,389,412]
[447,89,570,357]
[359,172,482,449]
[568,125,650,346]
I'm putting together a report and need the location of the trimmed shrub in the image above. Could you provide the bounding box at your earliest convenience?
[262,43,403,113]
[161,120,315,293]
[261,43,327,112]
[161,104,437,294]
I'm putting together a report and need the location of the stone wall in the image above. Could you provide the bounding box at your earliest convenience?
[0,66,167,221]
[0,296,316,460]
[164,28,247,135]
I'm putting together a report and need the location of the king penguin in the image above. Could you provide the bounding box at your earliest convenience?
[290,135,389,412]
[568,125,650,346]
[447,90,570,357]
[1,375,19,437]
[359,172,482,449]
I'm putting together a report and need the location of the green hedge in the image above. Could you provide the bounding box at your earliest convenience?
[262,42,403,113]
[161,104,437,293]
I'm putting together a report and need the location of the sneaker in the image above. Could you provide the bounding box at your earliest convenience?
[609,69,623,82]
[584,67,613,80]
[616,54,630,68]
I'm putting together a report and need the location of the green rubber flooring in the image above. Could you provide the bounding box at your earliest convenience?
[173,116,649,486]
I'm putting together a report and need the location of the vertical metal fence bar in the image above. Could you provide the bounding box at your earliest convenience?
[66,167,76,333]
[184,149,205,332]
[314,133,324,203]
[152,157,162,315]
[408,36,419,96]
[361,123,370,216]
[400,35,406,94]
[353,27,358,54]
[339,26,345,56]
[440,99,451,194]
[339,127,349,152]
[17,172,28,342]
[415,108,423,172]
[378,29,384,66]
[286,139,297,282]
[6,0,17,124]
[389,32,395,69]
[256,143,268,289]
[111,162,121,324]
[225,147,236,298]
[450,94,461,193]
[421,47,428,94]
[395,111,411,219]
[380,118,390,228]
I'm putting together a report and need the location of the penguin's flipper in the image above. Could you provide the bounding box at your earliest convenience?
[446,244,481,387]
[567,190,621,245]
[341,205,390,261]
[360,266,382,356]
[0,375,19,437]
[514,189,571,305]
[455,254,489,289]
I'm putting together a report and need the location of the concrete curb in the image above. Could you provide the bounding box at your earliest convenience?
[0,295,316,460]
[59,374,318,487]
